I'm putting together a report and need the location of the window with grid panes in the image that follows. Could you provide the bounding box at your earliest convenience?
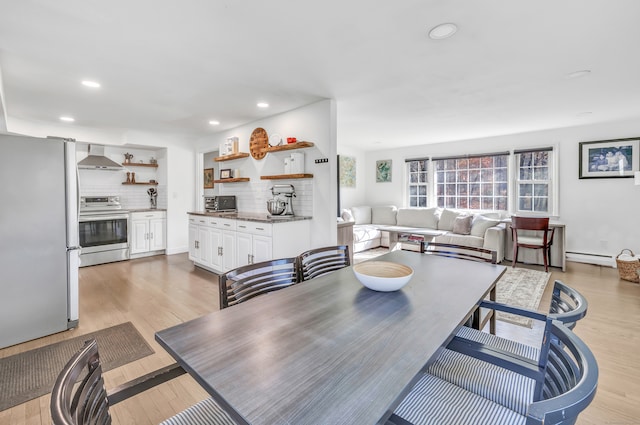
[515,148,553,213]
[434,154,508,211]
[406,159,429,207]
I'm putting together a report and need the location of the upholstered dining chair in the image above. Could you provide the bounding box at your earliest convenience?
[398,281,588,425]
[219,257,300,309]
[511,216,555,272]
[298,245,350,281]
[51,339,235,425]
[387,320,598,425]
[420,241,497,264]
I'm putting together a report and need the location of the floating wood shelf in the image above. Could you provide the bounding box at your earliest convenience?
[122,162,158,168]
[263,141,315,153]
[122,182,159,185]
[214,178,251,183]
[214,152,250,162]
[260,174,314,180]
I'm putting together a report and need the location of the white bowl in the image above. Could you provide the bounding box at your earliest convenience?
[353,261,414,292]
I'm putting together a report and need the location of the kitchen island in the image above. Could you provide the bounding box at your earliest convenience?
[187,212,312,273]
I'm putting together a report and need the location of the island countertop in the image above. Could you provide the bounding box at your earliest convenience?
[188,211,312,224]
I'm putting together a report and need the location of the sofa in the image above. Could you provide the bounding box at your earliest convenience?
[341,205,506,262]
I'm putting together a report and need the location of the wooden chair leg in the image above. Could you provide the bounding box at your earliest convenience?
[542,247,548,272]
[512,245,518,268]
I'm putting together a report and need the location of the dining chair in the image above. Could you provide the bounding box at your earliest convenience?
[298,245,350,281]
[420,241,497,264]
[411,281,588,424]
[388,320,598,425]
[51,339,236,425]
[219,257,300,309]
[511,216,555,272]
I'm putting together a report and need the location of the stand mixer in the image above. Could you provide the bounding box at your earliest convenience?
[268,184,296,216]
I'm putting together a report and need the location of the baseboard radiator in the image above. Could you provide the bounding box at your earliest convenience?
[566,251,615,268]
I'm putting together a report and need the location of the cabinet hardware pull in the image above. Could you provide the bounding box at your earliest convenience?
[256,227,264,231]
[224,224,230,227]
[150,233,153,239]
[239,225,246,228]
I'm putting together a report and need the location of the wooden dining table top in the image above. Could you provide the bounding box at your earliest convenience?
[155,250,506,425]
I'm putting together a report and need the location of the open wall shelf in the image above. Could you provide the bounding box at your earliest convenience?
[214,178,251,183]
[214,152,250,162]
[260,174,313,180]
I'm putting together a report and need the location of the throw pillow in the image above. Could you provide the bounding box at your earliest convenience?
[396,208,439,228]
[371,205,398,225]
[351,206,372,225]
[470,215,500,237]
[438,209,461,231]
[452,215,473,235]
[341,209,354,222]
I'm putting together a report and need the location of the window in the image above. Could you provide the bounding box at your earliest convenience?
[406,159,429,207]
[433,153,509,211]
[515,148,553,213]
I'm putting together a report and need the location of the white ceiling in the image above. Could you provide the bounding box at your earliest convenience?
[1,1,639,150]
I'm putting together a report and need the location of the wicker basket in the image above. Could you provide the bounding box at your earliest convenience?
[616,249,640,283]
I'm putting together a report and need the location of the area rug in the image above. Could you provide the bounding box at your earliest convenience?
[0,321,154,411]
[495,268,551,328]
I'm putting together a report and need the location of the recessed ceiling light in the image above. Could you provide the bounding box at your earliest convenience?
[81,80,101,88]
[428,23,458,40]
[209,120,220,126]
[59,116,75,122]
[257,102,269,108]
[576,111,593,117]
[567,70,591,79]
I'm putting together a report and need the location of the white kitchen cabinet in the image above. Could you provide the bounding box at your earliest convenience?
[130,211,166,258]
[188,214,310,273]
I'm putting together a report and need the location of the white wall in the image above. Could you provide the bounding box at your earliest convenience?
[194,99,338,248]
[362,118,640,263]
[8,119,196,255]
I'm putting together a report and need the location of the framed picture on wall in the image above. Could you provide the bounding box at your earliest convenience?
[220,168,232,179]
[579,137,640,179]
[376,159,392,182]
[203,168,214,188]
[339,155,356,187]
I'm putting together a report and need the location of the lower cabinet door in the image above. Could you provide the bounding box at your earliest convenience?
[149,218,166,251]
[222,230,236,272]
[209,228,223,270]
[188,223,198,261]
[236,232,253,267]
[252,235,272,264]
[130,219,150,254]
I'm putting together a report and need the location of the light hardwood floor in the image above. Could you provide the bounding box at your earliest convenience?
[1,253,638,424]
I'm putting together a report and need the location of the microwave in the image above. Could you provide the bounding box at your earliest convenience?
[205,196,237,212]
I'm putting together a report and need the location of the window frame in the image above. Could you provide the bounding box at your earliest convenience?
[513,147,557,216]
[405,158,430,208]
[431,153,509,212]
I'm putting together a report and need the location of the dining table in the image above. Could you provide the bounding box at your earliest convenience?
[155,250,506,425]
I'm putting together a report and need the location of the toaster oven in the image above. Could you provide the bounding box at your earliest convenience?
[205,195,237,212]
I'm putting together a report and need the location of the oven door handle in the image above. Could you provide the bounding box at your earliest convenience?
[79,214,130,222]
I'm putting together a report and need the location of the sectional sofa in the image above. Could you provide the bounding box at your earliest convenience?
[341,205,506,262]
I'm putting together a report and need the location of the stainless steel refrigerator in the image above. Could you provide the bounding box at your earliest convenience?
[0,133,80,349]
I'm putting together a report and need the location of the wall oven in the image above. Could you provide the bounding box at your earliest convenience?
[79,196,130,267]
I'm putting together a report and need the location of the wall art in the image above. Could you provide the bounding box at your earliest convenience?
[376,159,392,182]
[579,137,640,179]
[339,155,356,187]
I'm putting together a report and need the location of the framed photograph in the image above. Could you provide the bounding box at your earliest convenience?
[579,137,640,179]
[203,168,214,188]
[376,159,392,182]
[220,168,232,179]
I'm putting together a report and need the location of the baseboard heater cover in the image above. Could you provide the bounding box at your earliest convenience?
[566,251,615,267]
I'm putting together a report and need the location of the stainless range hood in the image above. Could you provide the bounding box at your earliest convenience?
[77,145,123,170]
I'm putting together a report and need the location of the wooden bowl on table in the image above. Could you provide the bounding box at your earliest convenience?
[353,261,414,292]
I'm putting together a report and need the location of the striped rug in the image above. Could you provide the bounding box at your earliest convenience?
[0,321,154,411]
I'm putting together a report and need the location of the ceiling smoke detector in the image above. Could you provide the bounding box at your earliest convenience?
[428,23,458,40]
